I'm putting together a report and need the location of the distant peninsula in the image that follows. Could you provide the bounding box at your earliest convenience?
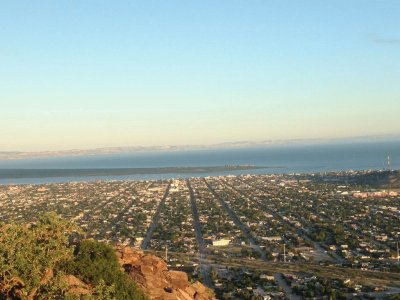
[0,165,273,180]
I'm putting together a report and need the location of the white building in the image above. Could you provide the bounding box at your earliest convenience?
[212,239,231,246]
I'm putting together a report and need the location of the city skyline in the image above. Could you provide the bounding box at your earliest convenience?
[1,1,400,151]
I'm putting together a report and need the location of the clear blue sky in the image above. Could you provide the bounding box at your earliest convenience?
[1,1,399,151]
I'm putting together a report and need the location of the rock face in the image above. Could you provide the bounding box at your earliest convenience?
[115,246,216,300]
[64,275,91,296]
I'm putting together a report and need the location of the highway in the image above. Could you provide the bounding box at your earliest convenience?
[140,182,171,250]
[216,178,301,299]
[235,177,345,264]
[144,249,400,289]
[203,177,301,296]
[203,178,266,260]
[187,179,213,288]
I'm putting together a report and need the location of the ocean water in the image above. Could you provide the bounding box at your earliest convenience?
[0,140,399,185]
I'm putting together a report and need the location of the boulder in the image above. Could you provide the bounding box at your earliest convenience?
[192,281,207,294]
[63,275,90,296]
[115,246,216,300]
[168,271,189,290]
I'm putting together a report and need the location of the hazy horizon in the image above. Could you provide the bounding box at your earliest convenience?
[1,134,400,163]
[1,1,399,151]
[1,133,400,152]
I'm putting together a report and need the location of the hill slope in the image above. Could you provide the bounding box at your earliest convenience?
[0,214,214,300]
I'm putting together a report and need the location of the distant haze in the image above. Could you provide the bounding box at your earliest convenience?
[1,1,399,151]
[1,139,400,185]
[0,135,399,161]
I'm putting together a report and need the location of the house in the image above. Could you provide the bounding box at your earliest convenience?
[212,239,231,246]
[262,236,282,242]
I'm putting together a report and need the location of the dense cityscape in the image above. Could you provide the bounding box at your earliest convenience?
[1,171,399,299]
[2,1,399,298]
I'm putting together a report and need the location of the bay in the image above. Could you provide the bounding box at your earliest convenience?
[0,140,399,185]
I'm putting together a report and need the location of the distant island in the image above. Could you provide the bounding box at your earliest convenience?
[0,165,273,179]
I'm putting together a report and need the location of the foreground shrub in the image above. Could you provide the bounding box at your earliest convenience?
[0,213,77,299]
[0,214,146,300]
[66,240,146,300]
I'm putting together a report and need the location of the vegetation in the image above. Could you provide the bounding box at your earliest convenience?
[65,240,145,300]
[0,213,146,300]
[309,223,357,248]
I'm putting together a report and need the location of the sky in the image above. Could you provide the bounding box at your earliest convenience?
[1,1,399,151]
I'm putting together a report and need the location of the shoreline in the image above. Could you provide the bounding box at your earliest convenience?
[0,165,278,180]
[0,168,398,187]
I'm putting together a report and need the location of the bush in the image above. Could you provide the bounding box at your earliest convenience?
[0,213,146,300]
[0,213,77,299]
[66,240,146,300]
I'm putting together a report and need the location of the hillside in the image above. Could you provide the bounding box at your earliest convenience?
[0,213,215,300]
[116,246,214,300]
[339,170,400,189]
[313,170,400,189]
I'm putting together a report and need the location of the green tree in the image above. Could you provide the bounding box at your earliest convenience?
[0,213,78,299]
[0,213,146,300]
[66,240,146,300]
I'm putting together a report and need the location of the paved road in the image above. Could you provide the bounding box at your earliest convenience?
[274,274,302,300]
[217,178,302,298]
[205,178,302,297]
[312,195,393,254]
[361,287,400,298]
[141,182,171,250]
[145,249,400,289]
[97,187,142,241]
[243,177,396,257]
[203,178,266,260]
[187,179,213,288]
[236,177,345,264]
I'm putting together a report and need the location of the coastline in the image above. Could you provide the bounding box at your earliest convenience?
[0,165,274,180]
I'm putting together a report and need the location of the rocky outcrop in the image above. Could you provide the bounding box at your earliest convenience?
[63,275,91,296]
[115,246,216,300]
